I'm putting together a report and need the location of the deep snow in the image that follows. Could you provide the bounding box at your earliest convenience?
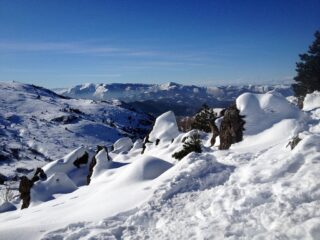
[0,90,319,240]
[0,82,152,179]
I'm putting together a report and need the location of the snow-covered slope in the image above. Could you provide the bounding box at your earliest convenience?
[0,91,319,240]
[56,82,293,116]
[0,82,152,179]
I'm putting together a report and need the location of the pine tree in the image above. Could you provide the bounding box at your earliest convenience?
[293,31,320,101]
[172,132,202,160]
[191,104,217,133]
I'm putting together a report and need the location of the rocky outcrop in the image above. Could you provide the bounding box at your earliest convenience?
[51,115,78,124]
[87,146,110,185]
[0,173,7,185]
[73,152,89,168]
[19,176,34,209]
[141,134,152,154]
[219,104,245,150]
[209,122,220,146]
[31,168,47,182]
[18,168,47,209]
[87,154,97,185]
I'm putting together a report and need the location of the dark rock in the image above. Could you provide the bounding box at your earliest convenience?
[18,176,33,209]
[210,122,220,146]
[31,168,47,182]
[9,148,20,159]
[219,104,245,150]
[0,173,7,184]
[18,168,47,209]
[141,134,152,154]
[51,115,78,124]
[87,147,110,185]
[73,151,89,168]
[87,155,97,185]
[0,152,9,162]
[16,167,34,174]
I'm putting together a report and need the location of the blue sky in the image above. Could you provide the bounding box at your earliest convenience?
[0,0,319,88]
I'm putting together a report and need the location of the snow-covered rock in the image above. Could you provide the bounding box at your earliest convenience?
[303,91,320,111]
[149,111,180,142]
[31,173,78,204]
[43,147,93,186]
[236,92,303,135]
[91,149,113,180]
[113,137,133,153]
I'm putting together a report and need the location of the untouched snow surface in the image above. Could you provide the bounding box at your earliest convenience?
[149,111,180,142]
[0,91,319,240]
[303,91,320,111]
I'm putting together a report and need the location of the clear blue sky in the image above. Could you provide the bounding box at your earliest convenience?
[0,0,319,88]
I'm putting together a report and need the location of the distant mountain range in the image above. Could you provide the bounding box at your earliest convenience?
[56,82,294,116]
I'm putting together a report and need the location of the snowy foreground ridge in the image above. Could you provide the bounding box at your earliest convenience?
[0,91,320,239]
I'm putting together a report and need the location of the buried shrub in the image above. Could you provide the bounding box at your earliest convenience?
[0,183,14,203]
[172,132,202,160]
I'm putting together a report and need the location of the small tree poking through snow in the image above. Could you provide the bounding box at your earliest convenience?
[191,104,217,133]
[172,132,202,160]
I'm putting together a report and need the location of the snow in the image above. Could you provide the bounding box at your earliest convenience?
[149,111,180,142]
[303,91,320,111]
[56,82,293,117]
[57,82,293,103]
[112,137,133,153]
[31,172,78,205]
[0,202,16,213]
[42,147,93,186]
[91,149,113,180]
[0,90,319,240]
[0,81,152,179]
[236,92,303,135]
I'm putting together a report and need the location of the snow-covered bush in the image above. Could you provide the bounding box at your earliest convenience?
[172,132,202,160]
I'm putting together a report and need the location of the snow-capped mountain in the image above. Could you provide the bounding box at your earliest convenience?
[56,82,293,116]
[0,82,153,179]
[0,90,319,239]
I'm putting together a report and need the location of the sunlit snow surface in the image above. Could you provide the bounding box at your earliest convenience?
[0,90,319,240]
[0,82,151,178]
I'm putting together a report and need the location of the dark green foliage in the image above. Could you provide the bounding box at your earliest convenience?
[191,104,217,133]
[293,31,320,100]
[172,132,202,160]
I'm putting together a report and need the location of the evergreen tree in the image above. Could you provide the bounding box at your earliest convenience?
[172,132,202,160]
[191,104,217,133]
[293,31,320,101]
